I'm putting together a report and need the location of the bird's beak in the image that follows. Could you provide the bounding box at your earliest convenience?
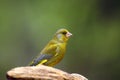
[66,32,72,37]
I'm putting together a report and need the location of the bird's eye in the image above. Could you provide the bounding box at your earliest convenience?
[62,32,67,35]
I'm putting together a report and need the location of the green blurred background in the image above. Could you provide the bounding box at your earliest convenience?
[0,0,120,80]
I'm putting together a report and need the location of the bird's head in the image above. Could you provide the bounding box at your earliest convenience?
[54,28,72,42]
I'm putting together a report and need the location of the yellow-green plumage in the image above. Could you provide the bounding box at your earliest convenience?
[29,28,72,67]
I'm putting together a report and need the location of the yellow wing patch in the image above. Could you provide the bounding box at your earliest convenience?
[36,59,48,66]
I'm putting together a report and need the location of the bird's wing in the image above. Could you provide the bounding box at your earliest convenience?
[29,44,58,66]
[29,54,53,66]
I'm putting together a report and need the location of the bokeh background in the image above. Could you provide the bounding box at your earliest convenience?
[0,0,120,80]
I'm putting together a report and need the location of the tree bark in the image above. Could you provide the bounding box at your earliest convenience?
[6,65,88,80]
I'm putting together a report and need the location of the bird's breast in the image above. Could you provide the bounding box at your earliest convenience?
[58,43,66,52]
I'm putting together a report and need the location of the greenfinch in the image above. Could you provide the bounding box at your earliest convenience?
[29,28,72,66]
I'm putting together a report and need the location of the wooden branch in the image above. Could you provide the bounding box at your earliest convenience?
[6,65,88,80]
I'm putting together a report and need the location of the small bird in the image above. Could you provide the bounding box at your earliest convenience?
[29,28,72,67]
